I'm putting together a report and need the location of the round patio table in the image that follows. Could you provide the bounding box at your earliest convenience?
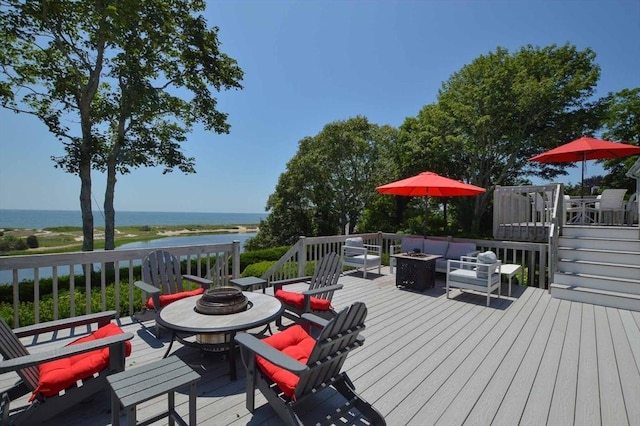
[157,292,284,380]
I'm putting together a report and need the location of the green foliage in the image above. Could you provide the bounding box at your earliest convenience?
[252,117,398,247]
[599,88,640,192]
[0,235,28,252]
[241,261,277,278]
[0,0,244,250]
[0,282,144,328]
[239,246,290,272]
[26,235,39,248]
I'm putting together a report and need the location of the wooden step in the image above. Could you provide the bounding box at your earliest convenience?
[550,283,640,311]
[553,271,640,294]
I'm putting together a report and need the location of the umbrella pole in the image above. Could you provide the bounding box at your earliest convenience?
[424,196,428,237]
[581,152,585,198]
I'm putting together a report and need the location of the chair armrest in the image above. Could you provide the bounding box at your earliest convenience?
[363,244,382,254]
[460,256,478,263]
[466,250,480,258]
[300,312,330,328]
[134,280,159,295]
[301,283,343,296]
[234,333,309,374]
[0,333,134,374]
[13,311,117,338]
[272,276,313,292]
[183,274,212,289]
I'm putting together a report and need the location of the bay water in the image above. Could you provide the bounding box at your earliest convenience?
[0,209,265,284]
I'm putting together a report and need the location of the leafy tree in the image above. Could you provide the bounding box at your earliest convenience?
[0,0,243,250]
[599,88,640,192]
[434,43,602,231]
[248,117,396,248]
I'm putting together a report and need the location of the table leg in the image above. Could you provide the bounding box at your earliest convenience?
[111,389,121,426]
[229,331,237,381]
[163,332,176,358]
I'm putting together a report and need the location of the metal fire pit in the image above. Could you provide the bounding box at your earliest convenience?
[195,286,248,315]
[195,286,249,347]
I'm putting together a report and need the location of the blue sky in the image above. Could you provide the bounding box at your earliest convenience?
[1,0,639,214]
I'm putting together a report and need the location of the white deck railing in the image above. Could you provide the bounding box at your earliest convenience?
[1,232,549,326]
[0,242,241,327]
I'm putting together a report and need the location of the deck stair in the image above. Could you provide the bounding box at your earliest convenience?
[550,225,640,311]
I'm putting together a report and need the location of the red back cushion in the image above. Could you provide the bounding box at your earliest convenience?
[274,289,331,311]
[31,323,132,400]
[255,324,316,398]
[145,287,205,309]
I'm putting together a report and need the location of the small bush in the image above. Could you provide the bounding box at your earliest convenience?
[0,235,28,252]
[26,235,39,248]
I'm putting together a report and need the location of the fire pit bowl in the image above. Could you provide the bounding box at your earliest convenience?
[195,286,248,315]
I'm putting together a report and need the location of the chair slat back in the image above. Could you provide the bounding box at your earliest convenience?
[141,250,184,294]
[0,319,39,391]
[599,189,627,210]
[296,302,367,396]
[307,252,341,300]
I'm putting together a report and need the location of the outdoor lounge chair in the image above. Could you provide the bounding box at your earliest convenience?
[134,249,212,337]
[273,252,343,327]
[0,311,133,425]
[235,302,385,426]
[446,252,502,306]
[341,237,382,278]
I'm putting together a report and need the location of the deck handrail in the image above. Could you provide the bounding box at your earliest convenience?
[0,242,241,326]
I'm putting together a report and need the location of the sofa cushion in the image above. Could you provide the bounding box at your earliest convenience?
[145,287,205,309]
[446,242,476,260]
[274,289,331,311]
[344,254,381,266]
[256,324,316,399]
[401,237,424,254]
[344,237,364,257]
[31,323,132,400]
[449,268,499,286]
[423,239,449,256]
[476,251,498,279]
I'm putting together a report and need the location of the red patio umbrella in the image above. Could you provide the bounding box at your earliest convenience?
[528,137,640,196]
[376,171,486,235]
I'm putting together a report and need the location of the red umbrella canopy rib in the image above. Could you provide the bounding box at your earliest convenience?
[375,172,486,197]
[528,137,640,163]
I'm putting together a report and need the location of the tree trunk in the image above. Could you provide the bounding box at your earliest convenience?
[104,159,117,250]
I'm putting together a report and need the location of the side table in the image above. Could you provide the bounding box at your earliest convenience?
[230,276,267,293]
[499,264,521,297]
[108,356,200,426]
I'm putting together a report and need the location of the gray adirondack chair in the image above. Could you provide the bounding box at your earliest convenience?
[134,249,212,337]
[0,312,132,425]
[272,252,343,326]
[235,302,385,425]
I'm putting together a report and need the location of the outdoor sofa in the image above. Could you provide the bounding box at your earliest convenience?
[390,236,478,274]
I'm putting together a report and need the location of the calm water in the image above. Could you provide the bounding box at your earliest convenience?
[0,209,264,283]
[0,233,257,284]
[0,209,265,229]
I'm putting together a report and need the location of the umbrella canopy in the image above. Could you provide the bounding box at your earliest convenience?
[528,137,640,196]
[376,171,486,235]
[528,137,640,163]
[376,171,486,197]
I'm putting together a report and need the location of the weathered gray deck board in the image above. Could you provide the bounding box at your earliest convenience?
[2,267,639,426]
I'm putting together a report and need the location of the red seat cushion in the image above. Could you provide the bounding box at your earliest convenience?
[145,287,205,309]
[31,323,132,401]
[274,289,331,311]
[255,324,316,398]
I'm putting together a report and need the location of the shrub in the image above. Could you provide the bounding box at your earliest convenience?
[26,235,39,248]
[241,261,277,278]
[0,235,28,252]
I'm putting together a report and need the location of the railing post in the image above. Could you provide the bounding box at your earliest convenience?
[298,237,307,277]
[232,240,241,279]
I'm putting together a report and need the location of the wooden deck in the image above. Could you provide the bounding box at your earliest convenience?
[3,267,640,425]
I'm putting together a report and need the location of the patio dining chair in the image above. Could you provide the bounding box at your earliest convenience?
[134,249,213,337]
[585,189,628,225]
[235,302,386,425]
[0,311,132,425]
